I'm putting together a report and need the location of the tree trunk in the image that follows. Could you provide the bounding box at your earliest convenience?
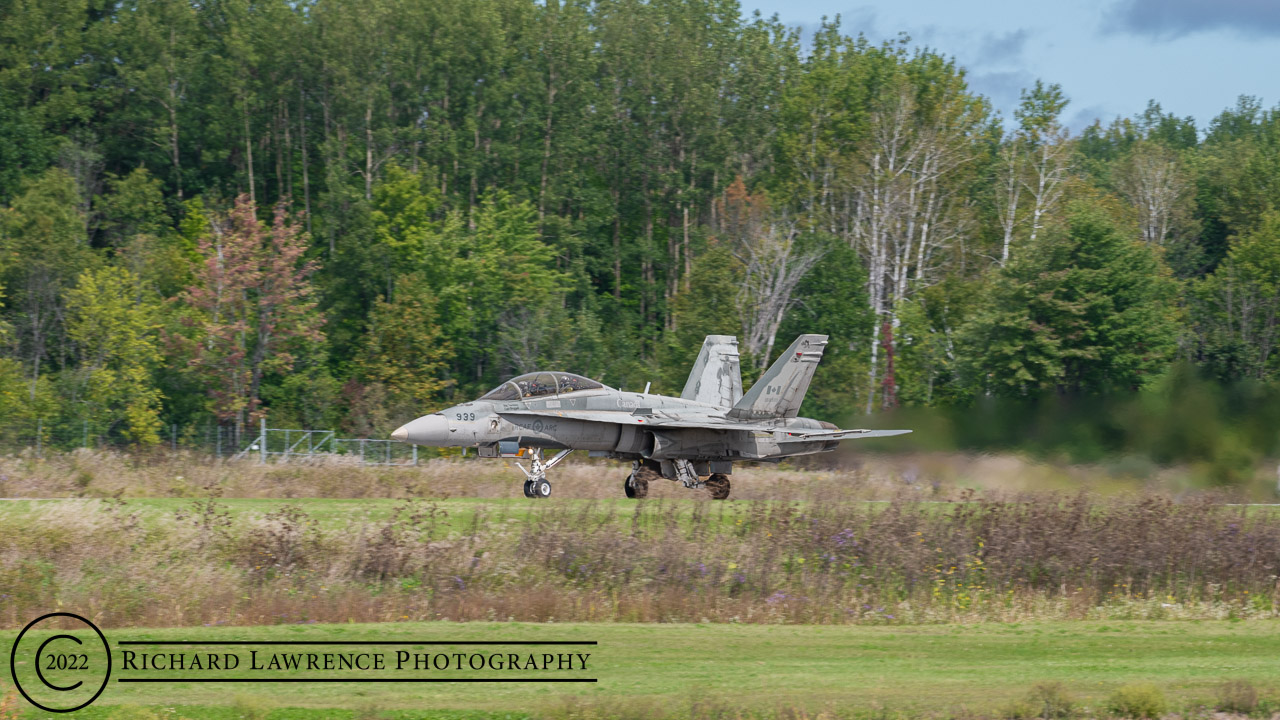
[299,88,312,236]
[538,66,556,226]
[243,100,256,206]
[880,319,897,408]
[612,188,622,300]
[364,99,374,201]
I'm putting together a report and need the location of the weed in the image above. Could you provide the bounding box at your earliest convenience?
[1107,683,1167,719]
[5,488,1280,627]
[1214,679,1259,714]
[237,504,319,580]
[353,701,388,720]
[231,694,273,720]
[1027,681,1074,719]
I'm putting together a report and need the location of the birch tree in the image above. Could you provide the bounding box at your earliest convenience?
[1115,140,1190,245]
[846,81,977,410]
[1016,81,1072,248]
[996,135,1026,265]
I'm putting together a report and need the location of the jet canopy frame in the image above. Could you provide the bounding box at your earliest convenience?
[480,372,605,401]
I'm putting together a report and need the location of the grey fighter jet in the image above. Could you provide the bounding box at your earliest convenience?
[391,334,909,499]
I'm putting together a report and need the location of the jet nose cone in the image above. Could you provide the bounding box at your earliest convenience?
[393,414,452,446]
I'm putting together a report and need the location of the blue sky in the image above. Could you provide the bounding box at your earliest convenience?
[745,0,1279,132]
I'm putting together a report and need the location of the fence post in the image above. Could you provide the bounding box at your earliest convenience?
[259,418,267,464]
[36,419,42,458]
[412,445,418,466]
[216,425,222,461]
[83,420,88,449]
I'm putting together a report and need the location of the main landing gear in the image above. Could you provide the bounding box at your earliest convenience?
[624,460,660,499]
[704,473,731,500]
[515,447,572,499]
[623,460,731,500]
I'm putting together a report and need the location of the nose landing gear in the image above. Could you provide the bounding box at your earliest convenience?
[515,447,571,499]
[523,479,552,498]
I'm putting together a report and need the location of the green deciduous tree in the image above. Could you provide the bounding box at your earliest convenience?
[1192,211,1280,381]
[354,271,453,430]
[0,168,94,399]
[64,265,164,444]
[960,202,1179,396]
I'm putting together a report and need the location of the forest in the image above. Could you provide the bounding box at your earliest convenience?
[2,0,1279,474]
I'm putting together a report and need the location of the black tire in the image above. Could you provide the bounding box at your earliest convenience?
[536,480,552,498]
[624,477,637,498]
[522,480,537,498]
[628,462,659,499]
[705,473,730,500]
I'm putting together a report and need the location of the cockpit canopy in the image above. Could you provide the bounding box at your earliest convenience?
[480,372,605,401]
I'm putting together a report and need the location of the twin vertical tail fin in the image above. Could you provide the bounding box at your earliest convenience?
[728,334,828,420]
[681,335,743,409]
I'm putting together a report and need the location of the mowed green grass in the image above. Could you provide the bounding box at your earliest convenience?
[7,496,1274,536]
[5,620,1280,718]
[0,497,580,532]
[0,496,750,537]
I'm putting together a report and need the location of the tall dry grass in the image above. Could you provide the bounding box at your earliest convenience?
[0,447,1262,501]
[3,491,1279,629]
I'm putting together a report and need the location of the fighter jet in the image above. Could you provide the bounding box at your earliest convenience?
[391,334,909,499]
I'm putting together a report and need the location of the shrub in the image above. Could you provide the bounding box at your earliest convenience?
[1215,679,1258,715]
[1027,681,1074,719]
[1107,683,1167,719]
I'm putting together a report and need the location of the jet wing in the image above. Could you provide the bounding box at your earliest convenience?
[499,409,911,440]
[497,409,775,431]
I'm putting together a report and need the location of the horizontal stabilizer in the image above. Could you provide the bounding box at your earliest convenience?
[782,428,912,441]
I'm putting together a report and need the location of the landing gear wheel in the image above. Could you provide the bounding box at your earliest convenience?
[705,473,731,500]
[523,480,537,498]
[624,461,659,499]
[535,480,552,498]
[625,474,649,499]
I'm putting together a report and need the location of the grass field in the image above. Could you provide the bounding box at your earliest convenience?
[5,620,1280,718]
[5,490,1280,629]
[5,455,1280,718]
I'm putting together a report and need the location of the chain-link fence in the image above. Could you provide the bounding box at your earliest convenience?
[232,421,418,465]
[0,418,417,466]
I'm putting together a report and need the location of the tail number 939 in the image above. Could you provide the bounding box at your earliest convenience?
[455,412,476,421]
